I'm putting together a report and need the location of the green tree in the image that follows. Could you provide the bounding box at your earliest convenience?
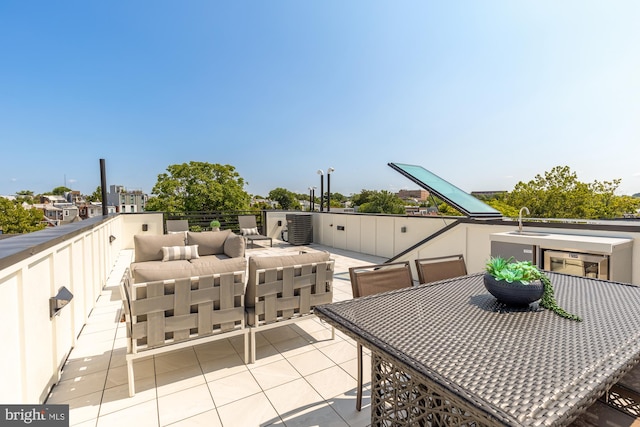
[435,202,463,216]
[329,192,346,208]
[351,189,378,207]
[51,186,71,195]
[0,198,46,233]
[145,162,250,212]
[359,190,406,214]
[505,166,640,219]
[15,190,35,204]
[268,188,300,210]
[86,186,102,202]
[485,199,519,218]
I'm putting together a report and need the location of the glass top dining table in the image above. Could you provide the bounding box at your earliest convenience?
[315,272,640,426]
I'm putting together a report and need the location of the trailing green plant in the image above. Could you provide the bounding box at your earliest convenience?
[539,275,582,321]
[485,257,582,321]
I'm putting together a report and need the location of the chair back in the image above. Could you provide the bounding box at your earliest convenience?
[166,219,189,233]
[238,215,258,229]
[415,254,467,284]
[349,261,413,298]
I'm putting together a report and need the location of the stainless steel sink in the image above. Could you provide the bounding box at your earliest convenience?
[507,231,549,236]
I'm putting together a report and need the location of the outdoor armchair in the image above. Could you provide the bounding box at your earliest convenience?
[238,215,272,248]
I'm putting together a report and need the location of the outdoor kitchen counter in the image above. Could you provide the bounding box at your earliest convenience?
[490,231,633,254]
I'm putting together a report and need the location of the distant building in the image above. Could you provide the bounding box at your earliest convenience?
[32,203,64,225]
[397,189,429,202]
[405,206,439,216]
[78,202,108,219]
[40,194,67,204]
[34,195,79,225]
[251,197,278,209]
[65,190,85,204]
[107,185,148,213]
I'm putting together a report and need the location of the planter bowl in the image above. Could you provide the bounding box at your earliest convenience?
[483,273,544,307]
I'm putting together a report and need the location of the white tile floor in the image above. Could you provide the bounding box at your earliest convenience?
[47,241,386,427]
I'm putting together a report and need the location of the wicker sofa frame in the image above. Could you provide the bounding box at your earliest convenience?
[119,250,336,396]
[245,252,335,363]
[119,268,249,397]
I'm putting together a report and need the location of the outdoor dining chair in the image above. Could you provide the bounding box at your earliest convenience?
[415,254,467,284]
[348,261,414,411]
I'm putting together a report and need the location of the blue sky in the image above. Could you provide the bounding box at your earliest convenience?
[1,1,639,198]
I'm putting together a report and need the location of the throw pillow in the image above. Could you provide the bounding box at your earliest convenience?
[162,245,200,262]
[241,227,259,236]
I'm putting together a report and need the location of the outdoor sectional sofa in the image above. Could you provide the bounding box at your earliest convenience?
[129,230,246,283]
[120,239,335,396]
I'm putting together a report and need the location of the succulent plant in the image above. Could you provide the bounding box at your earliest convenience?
[485,256,581,321]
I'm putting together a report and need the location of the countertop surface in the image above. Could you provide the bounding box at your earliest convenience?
[490,231,633,253]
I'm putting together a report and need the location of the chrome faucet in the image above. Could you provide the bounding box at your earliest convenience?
[518,207,530,233]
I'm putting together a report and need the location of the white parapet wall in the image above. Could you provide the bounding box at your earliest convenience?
[0,212,162,404]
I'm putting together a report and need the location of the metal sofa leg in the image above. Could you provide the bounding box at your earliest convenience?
[127,358,135,397]
[244,331,250,364]
[250,328,256,364]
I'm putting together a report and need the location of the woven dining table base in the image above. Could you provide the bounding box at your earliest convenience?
[372,352,500,427]
[605,388,640,418]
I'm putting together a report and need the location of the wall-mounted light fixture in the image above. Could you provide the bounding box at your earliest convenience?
[109,235,116,243]
[50,286,74,319]
[401,226,407,233]
[277,220,282,226]
[142,224,148,231]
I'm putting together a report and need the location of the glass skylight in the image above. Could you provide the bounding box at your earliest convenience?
[388,162,502,218]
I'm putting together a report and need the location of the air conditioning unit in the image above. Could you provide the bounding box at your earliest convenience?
[286,214,312,245]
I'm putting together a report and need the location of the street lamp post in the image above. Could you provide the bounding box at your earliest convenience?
[311,186,316,211]
[327,167,335,212]
[317,170,324,212]
[308,187,315,211]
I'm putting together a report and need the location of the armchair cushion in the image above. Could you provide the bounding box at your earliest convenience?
[130,260,193,282]
[246,251,331,308]
[134,233,186,262]
[187,230,232,256]
[224,233,245,258]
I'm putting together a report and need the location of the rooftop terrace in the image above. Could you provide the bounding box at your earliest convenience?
[48,241,385,427]
[2,211,640,426]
